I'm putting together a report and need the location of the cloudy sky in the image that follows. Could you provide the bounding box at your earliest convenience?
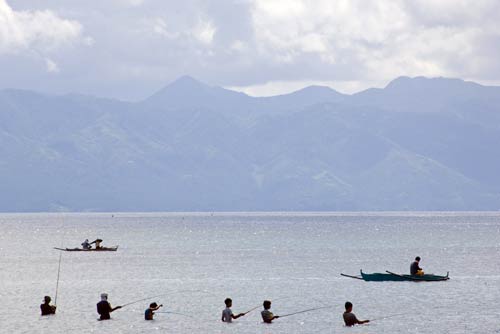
[1,0,499,100]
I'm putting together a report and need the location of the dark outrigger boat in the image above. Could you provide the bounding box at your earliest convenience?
[341,270,449,282]
[54,246,119,252]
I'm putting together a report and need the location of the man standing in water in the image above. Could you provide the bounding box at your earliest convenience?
[410,256,424,275]
[145,302,163,320]
[221,298,245,323]
[261,300,280,323]
[97,293,122,320]
[40,296,56,316]
[343,301,369,327]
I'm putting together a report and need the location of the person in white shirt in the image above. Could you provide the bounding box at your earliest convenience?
[221,298,245,323]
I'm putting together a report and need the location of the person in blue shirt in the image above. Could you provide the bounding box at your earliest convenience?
[145,302,163,320]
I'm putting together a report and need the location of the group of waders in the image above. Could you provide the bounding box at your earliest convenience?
[40,294,368,327]
[41,242,427,328]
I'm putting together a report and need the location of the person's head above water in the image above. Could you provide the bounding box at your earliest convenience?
[150,302,158,308]
[263,300,271,310]
[415,256,421,262]
[224,298,232,307]
[44,296,51,304]
[101,293,108,301]
[345,301,353,312]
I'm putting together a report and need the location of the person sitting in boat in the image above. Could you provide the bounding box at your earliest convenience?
[410,256,424,276]
[81,239,91,250]
[91,239,103,249]
[145,302,163,320]
[97,293,122,320]
[40,296,56,316]
[343,301,369,327]
[261,300,279,323]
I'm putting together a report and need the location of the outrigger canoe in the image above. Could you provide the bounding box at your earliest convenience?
[341,270,449,282]
[54,246,119,252]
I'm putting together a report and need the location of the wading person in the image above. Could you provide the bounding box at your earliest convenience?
[221,298,245,323]
[40,296,56,316]
[261,300,279,323]
[410,256,424,276]
[145,302,163,320]
[343,301,369,327]
[97,293,122,320]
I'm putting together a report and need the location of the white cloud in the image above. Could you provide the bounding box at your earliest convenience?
[0,0,86,55]
[192,19,216,45]
[227,78,387,96]
[152,18,180,39]
[250,0,500,83]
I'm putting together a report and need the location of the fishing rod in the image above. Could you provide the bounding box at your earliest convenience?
[371,312,411,321]
[242,294,306,315]
[120,289,210,308]
[279,305,333,318]
[54,252,63,305]
[242,305,261,315]
[54,212,65,306]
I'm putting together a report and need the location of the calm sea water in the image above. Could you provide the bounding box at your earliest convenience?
[0,212,499,333]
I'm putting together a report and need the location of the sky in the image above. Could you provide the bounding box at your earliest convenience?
[1,0,500,101]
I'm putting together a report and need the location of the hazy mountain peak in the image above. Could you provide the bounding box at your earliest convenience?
[169,75,207,88]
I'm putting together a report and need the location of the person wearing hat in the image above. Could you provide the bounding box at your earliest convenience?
[91,239,103,250]
[145,302,163,320]
[97,293,122,320]
[40,296,56,316]
[410,256,424,276]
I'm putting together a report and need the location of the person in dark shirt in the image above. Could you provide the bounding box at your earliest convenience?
[97,293,122,320]
[145,302,162,320]
[343,301,369,327]
[40,296,56,316]
[81,239,91,250]
[261,300,279,323]
[410,256,424,275]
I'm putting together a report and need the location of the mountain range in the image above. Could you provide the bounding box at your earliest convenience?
[1,75,500,211]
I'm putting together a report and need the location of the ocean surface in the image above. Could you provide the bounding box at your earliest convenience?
[1,212,499,333]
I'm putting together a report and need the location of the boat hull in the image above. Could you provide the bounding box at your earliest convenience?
[54,246,119,252]
[341,270,449,282]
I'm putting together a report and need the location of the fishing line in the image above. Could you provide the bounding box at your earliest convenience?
[120,289,212,308]
[155,311,194,318]
[243,296,299,314]
[279,305,333,318]
[242,293,327,315]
